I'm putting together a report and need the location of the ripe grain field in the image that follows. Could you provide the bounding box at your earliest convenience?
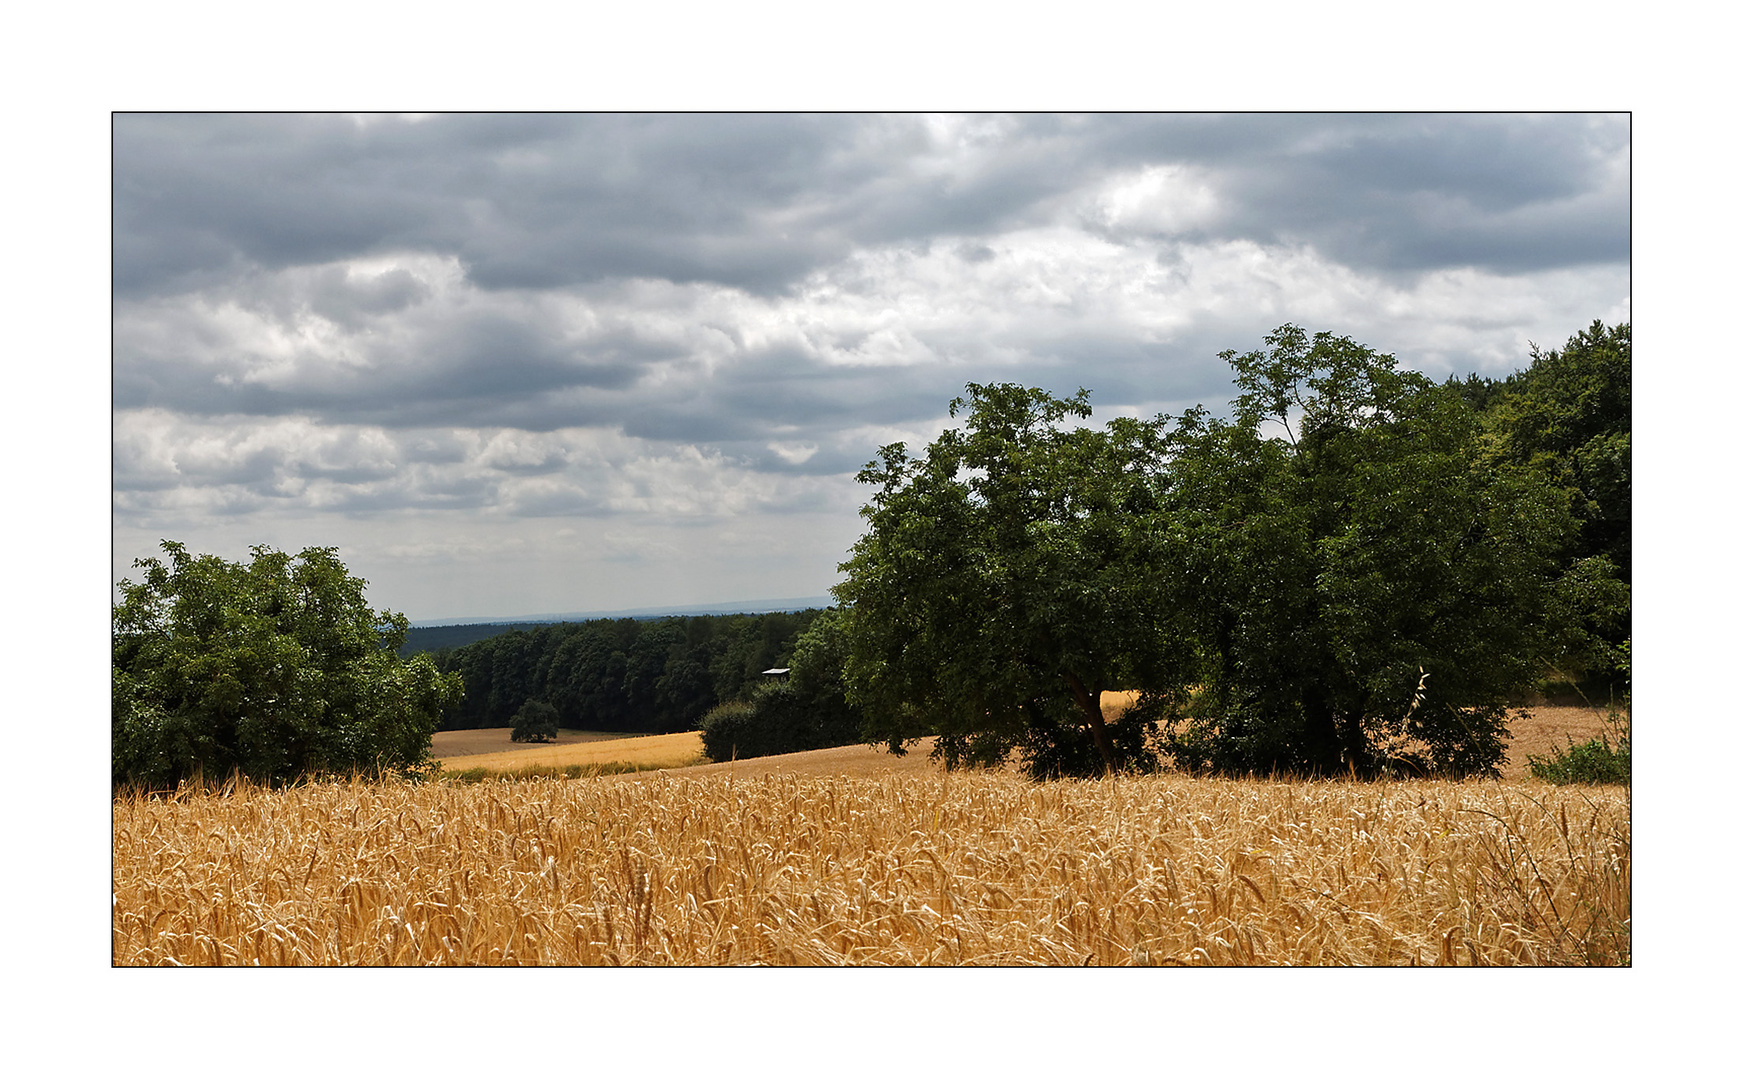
[112,770,1628,966]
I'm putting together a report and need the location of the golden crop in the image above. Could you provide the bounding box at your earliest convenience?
[112,771,1628,966]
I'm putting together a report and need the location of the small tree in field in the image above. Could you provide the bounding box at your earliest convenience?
[511,700,561,743]
[113,541,464,788]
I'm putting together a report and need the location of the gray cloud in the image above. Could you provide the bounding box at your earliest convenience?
[112,113,1629,618]
[116,114,1626,303]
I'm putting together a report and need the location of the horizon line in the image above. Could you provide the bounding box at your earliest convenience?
[407,594,837,628]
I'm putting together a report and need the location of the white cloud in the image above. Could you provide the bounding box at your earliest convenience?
[1090,164,1223,236]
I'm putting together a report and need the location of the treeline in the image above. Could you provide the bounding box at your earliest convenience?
[428,610,825,733]
[398,622,557,658]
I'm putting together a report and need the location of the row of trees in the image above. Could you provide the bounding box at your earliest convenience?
[111,321,1627,787]
[834,322,1629,780]
[429,609,825,734]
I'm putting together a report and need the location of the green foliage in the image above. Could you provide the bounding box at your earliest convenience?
[1483,320,1630,580]
[699,658,866,764]
[1526,727,1631,785]
[700,684,806,761]
[397,622,556,659]
[1154,326,1623,778]
[1529,639,1630,785]
[510,699,560,743]
[1463,320,1631,694]
[833,325,1628,781]
[112,541,464,788]
[835,382,1186,779]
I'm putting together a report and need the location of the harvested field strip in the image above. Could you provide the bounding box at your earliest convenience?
[435,731,704,773]
[432,728,644,760]
[112,772,1628,966]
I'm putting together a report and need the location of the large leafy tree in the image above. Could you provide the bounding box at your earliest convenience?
[834,383,1187,778]
[113,542,463,787]
[833,328,1626,781]
[1157,326,1627,777]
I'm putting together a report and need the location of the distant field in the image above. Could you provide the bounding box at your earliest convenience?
[431,701,1622,782]
[435,730,705,773]
[432,728,645,760]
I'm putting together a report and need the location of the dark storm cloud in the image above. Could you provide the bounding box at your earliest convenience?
[114,113,858,299]
[1222,117,1626,273]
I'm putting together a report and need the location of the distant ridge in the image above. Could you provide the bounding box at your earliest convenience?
[407,596,834,629]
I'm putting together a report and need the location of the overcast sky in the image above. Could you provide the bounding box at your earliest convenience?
[112,113,1630,622]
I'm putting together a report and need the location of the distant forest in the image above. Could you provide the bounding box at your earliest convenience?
[419,610,825,733]
[400,622,559,657]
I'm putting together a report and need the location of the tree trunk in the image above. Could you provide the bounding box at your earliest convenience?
[1301,682,1343,776]
[1065,672,1117,777]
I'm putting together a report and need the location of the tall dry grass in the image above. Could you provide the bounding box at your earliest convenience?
[112,771,1628,966]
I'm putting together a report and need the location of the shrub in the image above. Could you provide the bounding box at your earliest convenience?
[1528,717,1631,785]
[700,679,863,762]
[1529,640,1629,785]
[511,700,560,743]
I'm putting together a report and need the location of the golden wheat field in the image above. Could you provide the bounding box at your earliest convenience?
[111,767,1628,967]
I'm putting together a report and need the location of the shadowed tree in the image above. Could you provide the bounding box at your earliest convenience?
[1155,325,1627,777]
[835,383,1188,778]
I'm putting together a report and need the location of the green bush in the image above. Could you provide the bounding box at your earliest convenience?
[1529,639,1629,786]
[1527,724,1631,785]
[699,610,866,763]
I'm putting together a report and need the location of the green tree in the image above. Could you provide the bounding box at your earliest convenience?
[112,541,464,788]
[1156,326,1627,777]
[1484,320,1630,583]
[697,610,866,763]
[785,607,864,747]
[510,699,560,743]
[834,383,1186,778]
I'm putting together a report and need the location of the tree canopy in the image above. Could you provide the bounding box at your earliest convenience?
[834,382,1187,777]
[1156,326,1624,777]
[112,542,463,788]
[833,325,1629,779]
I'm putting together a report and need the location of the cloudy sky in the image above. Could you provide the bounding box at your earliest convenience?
[113,113,1630,622]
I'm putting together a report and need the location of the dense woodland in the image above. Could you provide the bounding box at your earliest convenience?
[1451,320,1630,588]
[425,610,824,733]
